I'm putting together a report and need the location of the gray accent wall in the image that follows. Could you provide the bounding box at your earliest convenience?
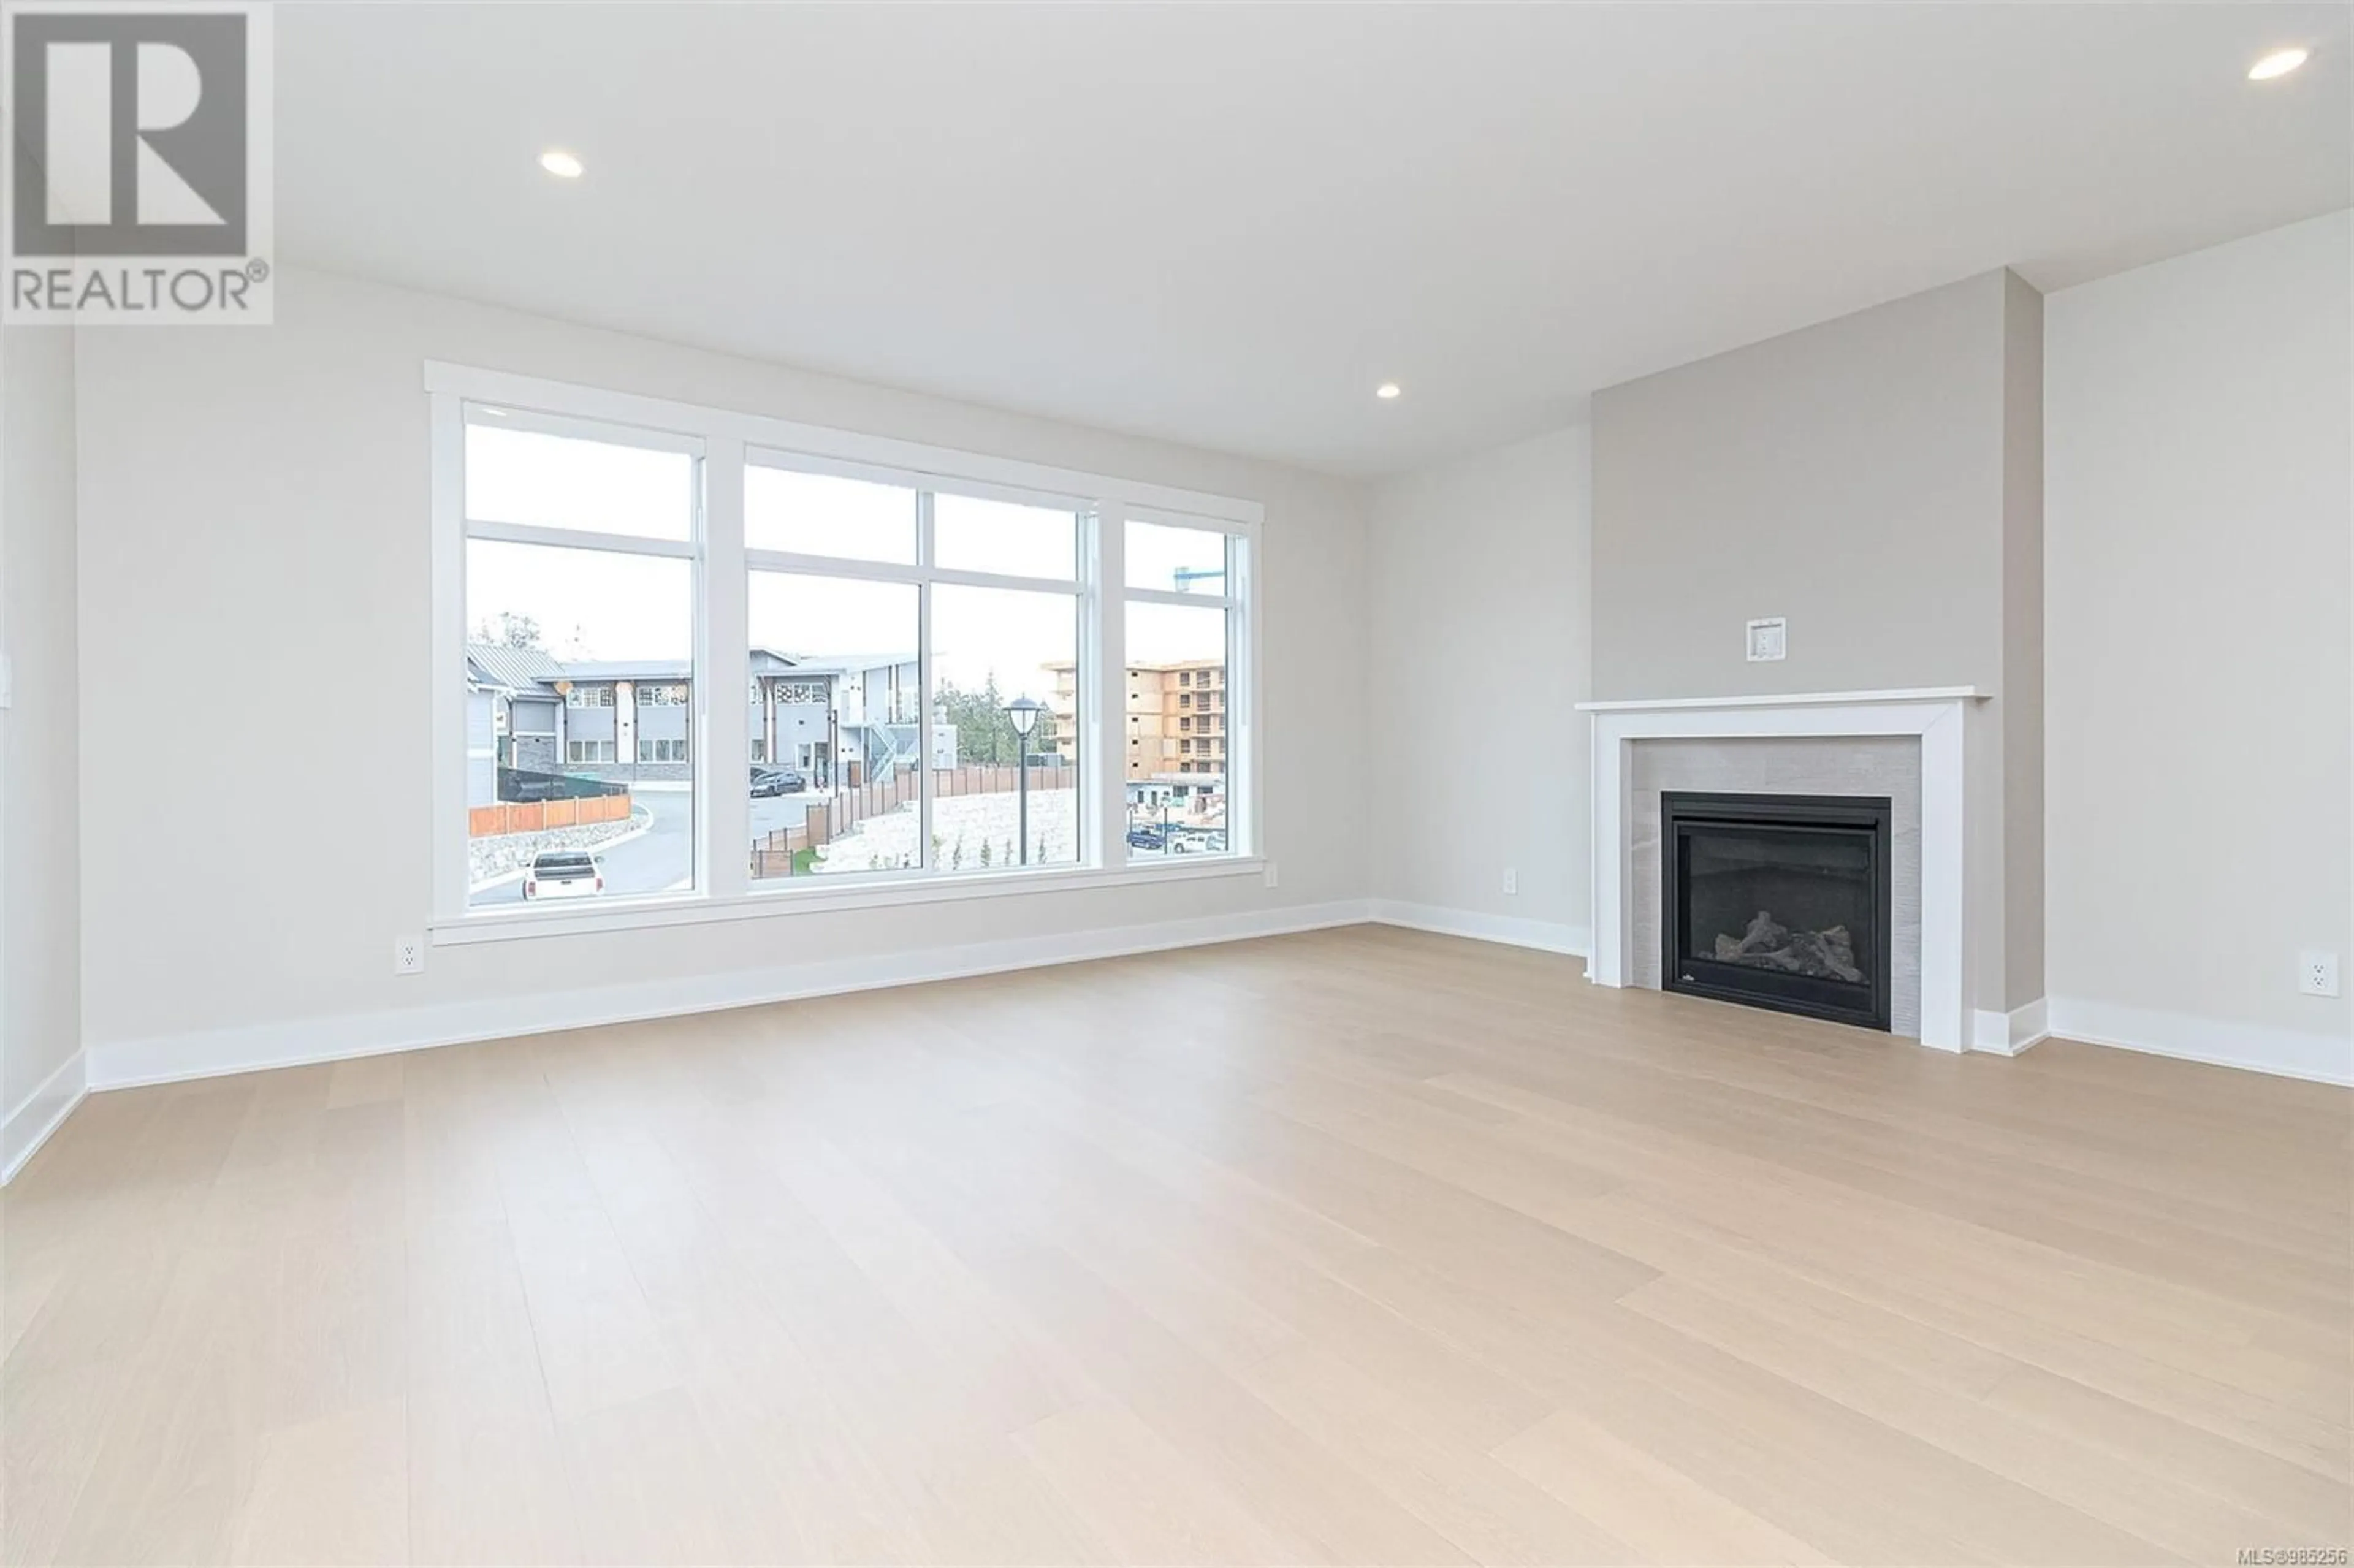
[2000,272,2046,1007]
[1592,272,2009,701]
[1592,267,2046,1014]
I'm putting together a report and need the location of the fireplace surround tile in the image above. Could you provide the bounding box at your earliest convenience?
[1631,737,1922,1037]
[1581,688,1981,1050]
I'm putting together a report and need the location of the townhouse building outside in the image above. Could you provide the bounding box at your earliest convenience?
[463,642,926,807]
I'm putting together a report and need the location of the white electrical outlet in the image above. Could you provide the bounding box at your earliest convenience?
[2298,950,2340,998]
[1263,861,1278,889]
[1746,617,1787,662]
[1503,867,1518,896]
[393,935,425,976]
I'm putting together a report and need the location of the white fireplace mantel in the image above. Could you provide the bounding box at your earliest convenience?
[1575,685,1990,714]
[1579,687,1990,1052]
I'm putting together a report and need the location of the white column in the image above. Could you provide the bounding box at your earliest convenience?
[702,437,750,900]
[428,392,470,922]
[1097,503,1127,867]
[1588,714,1631,985]
[1916,702,1967,1051]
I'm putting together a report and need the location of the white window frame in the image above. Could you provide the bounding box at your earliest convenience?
[1118,504,1255,870]
[427,362,1264,943]
[743,448,1093,888]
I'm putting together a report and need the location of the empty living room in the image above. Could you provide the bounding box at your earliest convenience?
[2,2,2350,1564]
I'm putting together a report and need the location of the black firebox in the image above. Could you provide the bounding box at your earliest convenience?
[1660,791,1893,1032]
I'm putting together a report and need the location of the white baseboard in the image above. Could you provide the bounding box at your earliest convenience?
[2046,997,2352,1087]
[1970,997,2049,1056]
[53,903,2347,1173]
[1368,900,1591,960]
[2,1050,88,1184]
[87,899,1375,1092]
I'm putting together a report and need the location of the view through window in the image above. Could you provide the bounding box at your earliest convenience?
[461,416,699,909]
[746,571,921,878]
[743,461,1083,881]
[1122,520,1238,859]
[440,377,1256,924]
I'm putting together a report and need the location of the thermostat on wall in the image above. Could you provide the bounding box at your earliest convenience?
[1746,618,1787,662]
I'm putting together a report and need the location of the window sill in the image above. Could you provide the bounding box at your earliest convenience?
[430,855,1269,946]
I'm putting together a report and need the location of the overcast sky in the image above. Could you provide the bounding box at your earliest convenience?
[465,422,1228,696]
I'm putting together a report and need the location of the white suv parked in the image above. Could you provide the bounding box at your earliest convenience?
[522,850,603,900]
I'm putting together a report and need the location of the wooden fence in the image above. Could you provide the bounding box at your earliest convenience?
[752,764,1071,877]
[469,792,633,839]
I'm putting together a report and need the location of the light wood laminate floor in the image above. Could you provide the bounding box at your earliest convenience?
[5,926,2348,1566]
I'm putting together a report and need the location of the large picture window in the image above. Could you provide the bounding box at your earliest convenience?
[457,411,699,910]
[745,460,1083,883]
[1121,517,1243,860]
[747,569,921,878]
[430,365,1259,935]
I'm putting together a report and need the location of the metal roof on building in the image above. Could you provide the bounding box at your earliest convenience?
[465,642,567,693]
[467,644,897,691]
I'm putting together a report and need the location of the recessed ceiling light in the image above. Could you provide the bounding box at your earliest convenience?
[2249,47,2310,80]
[1375,382,1402,400]
[538,150,585,179]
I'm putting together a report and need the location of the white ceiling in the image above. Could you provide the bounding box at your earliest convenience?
[277,2,2350,477]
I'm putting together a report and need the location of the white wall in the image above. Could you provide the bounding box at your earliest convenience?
[2045,209,2353,1082]
[46,215,2354,1100]
[1,325,85,1172]
[72,268,1371,1080]
[1366,425,1592,950]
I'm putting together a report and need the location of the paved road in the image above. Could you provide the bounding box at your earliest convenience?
[472,786,828,907]
[750,790,822,840]
[472,790,695,906]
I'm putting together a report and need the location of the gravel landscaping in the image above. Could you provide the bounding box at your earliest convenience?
[812,789,1080,873]
[468,807,650,886]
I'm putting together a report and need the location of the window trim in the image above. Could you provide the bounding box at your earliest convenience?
[1116,514,1252,873]
[435,363,1260,526]
[742,495,1084,885]
[432,853,1270,946]
[429,361,1263,934]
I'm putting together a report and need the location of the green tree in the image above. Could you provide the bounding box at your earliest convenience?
[934,672,1051,765]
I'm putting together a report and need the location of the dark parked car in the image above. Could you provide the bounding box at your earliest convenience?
[750,766,808,797]
[1126,824,1167,851]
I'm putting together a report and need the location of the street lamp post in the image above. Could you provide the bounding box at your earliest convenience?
[1004,696,1045,867]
